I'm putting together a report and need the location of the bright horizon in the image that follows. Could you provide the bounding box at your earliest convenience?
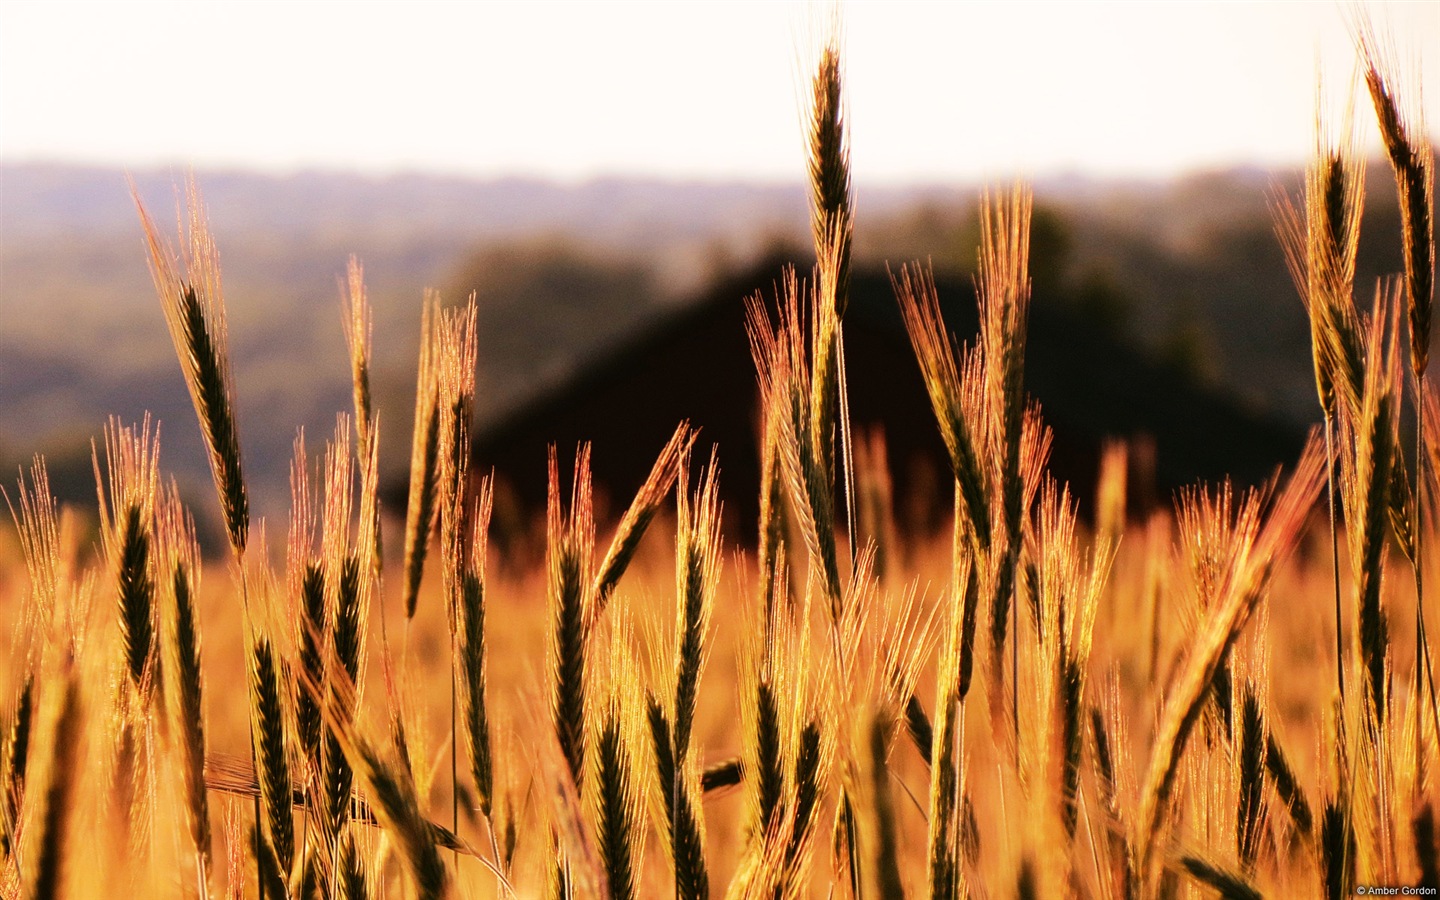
[2,1,1437,186]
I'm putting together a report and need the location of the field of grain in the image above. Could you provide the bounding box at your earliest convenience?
[0,21,1436,900]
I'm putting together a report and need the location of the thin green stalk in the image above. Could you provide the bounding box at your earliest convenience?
[1327,416,1346,703]
[451,627,459,874]
[1414,380,1440,743]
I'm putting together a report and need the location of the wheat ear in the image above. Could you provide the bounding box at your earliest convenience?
[335,829,368,900]
[333,715,449,898]
[287,435,327,776]
[805,22,855,583]
[738,551,790,847]
[1358,27,1434,382]
[134,179,249,560]
[457,478,495,820]
[672,448,721,765]
[548,446,595,787]
[642,451,721,899]
[1176,855,1263,900]
[893,262,992,552]
[1234,683,1266,869]
[248,635,294,879]
[1135,436,1324,878]
[807,24,851,318]
[646,696,708,900]
[94,416,162,698]
[1,458,59,872]
[402,293,444,618]
[593,629,644,900]
[0,673,34,868]
[1345,285,1403,728]
[1091,695,1138,900]
[974,185,1035,740]
[27,671,81,900]
[747,290,792,612]
[157,484,212,882]
[1276,119,1367,713]
[3,456,63,627]
[769,269,845,610]
[589,422,693,628]
[1357,22,1440,750]
[341,256,383,576]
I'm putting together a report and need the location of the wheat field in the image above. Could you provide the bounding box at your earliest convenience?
[1,20,1437,900]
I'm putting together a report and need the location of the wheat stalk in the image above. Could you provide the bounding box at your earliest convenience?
[311,421,376,862]
[27,671,81,900]
[773,271,845,611]
[0,674,34,869]
[1176,854,1263,900]
[323,552,365,837]
[1275,116,1367,424]
[672,448,721,765]
[427,296,479,865]
[926,676,964,899]
[1135,436,1324,878]
[548,446,595,788]
[156,484,212,884]
[436,298,479,572]
[1344,284,1403,729]
[1321,795,1357,899]
[402,293,444,619]
[1275,126,1367,717]
[286,434,327,777]
[1090,692,1138,900]
[807,27,851,318]
[341,258,377,469]
[1264,726,1313,838]
[593,630,644,900]
[646,696,708,899]
[1234,683,1266,870]
[748,291,793,614]
[596,710,637,900]
[803,23,855,580]
[336,727,449,898]
[893,261,992,554]
[455,479,495,822]
[1025,481,1110,893]
[638,450,722,898]
[335,829,368,900]
[94,416,161,698]
[1358,27,1434,383]
[248,635,294,880]
[1357,20,1440,757]
[590,422,693,628]
[340,256,383,578]
[2,458,61,873]
[739,553,792,845]
[134,180,249,560]
[974,185,1035,740]
[3,457,63,628]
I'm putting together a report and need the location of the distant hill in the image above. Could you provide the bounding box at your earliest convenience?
[0,162,1419,538]
[463,257,1307,548]
[0,165,819,528]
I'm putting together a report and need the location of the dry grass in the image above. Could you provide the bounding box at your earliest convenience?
[0,13,1437,900]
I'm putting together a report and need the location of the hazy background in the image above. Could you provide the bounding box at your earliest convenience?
[2,0,1437,534]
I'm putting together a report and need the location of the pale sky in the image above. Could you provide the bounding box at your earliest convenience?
[1,0,1436,184]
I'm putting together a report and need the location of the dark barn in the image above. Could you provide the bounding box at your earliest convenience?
[464,257,1307,542]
